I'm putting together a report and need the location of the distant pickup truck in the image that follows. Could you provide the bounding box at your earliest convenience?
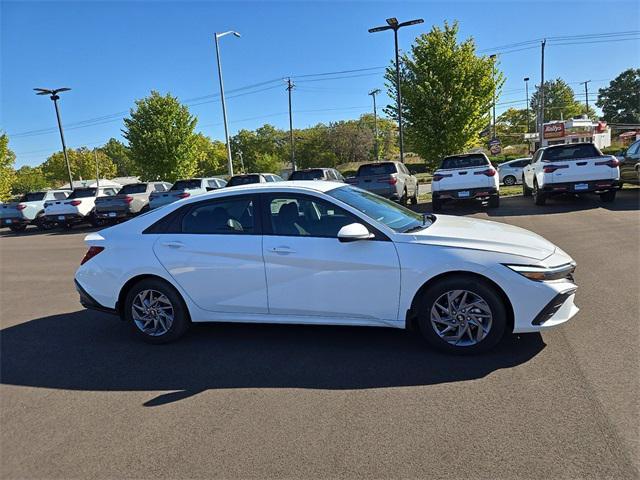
[149,177,226,210]
[346,161,418,204]
[1,190,70,232]
[523,143,620,205]
[95,181,172,222]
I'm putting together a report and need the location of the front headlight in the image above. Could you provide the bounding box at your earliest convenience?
[505,262,576,282]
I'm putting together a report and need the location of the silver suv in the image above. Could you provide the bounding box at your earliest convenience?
[347,161,419,204]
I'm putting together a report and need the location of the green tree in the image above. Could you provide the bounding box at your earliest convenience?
[100,138,136,177]
[596,68,640,123]
[12,166,49,195]
[384,21,502,167]
[40,147,116,186]
[496,108,535,143]
[193,133,226,176]
[123,91,198,182]
[230,125,287,173]
[530,78,594,122]
[0,134,17,201]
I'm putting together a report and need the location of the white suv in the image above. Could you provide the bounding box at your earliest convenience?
[431,153,500,211]
[522,143,620,205]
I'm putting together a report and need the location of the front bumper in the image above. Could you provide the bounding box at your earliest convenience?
[543,179,619,194]
[433,187,498,201]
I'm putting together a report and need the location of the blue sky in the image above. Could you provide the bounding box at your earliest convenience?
[2,0,639,167]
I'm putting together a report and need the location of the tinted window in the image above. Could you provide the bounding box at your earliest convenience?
[228,174,261,186]
[327,186,429,233]
[20,192,46,202]
[171,179,202,190]
[120,183,148,194]
[515,159,531,167]
[357,163,396,176]
[289,170,324,180]
[627,141,640,155]
[542,144,601,161]
[267,195,359,238]
[440,155,488,169]
[182,197,254,234]
[154,183,167,192]
[68,188,97,199]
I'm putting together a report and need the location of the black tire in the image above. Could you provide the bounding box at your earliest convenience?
[522,178,533,197]
[124,278,190,344]
[62,222,73,230]
[488,193,500,208]
[503,175,516,186]
[411,186,419,205]
[401,189,409,206]
[600,190,616,203]
[432,197,442,212]
[89,212,104,228]
[35,213,53,231]
[415,275,507,355]
[533,181,547,205]
[9,224,27,232]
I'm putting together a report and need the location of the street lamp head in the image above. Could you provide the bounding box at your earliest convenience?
[524,77,530,82]
[398,18,424,27]
[489,54,497,59]
[216,30,241,39]
[232,31,241,38]
[369,88,381,96]
[386,17,399,27]
[34,87,71,97]
[368,25,392,33]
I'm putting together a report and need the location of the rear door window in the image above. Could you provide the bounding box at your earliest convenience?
[171,179,202,190]
[68,188,97,199]
[228,174,261,186]
[21,192,46,202]
[181,197,255,234]
[440,155,488,169]
[290,170,324,180]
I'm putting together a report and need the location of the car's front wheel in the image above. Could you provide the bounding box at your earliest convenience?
[599,190,616,203]
[522,177,532,197]
[124,278,190,344]
[415,275,507,354]
[503,175,516,186]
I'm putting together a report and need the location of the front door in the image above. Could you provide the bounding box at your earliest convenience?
[261,193,401,321]
[153,195,268,313]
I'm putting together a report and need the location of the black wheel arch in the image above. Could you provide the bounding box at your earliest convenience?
[405,271,514,333]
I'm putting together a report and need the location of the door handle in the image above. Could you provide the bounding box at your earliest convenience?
[161,241,184,248]
[271,246,295,254]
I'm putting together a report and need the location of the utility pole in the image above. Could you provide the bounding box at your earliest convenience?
[581,80,591,115]
[538,39,546,145]
[214,30,241,177]
[34,88,74,189]
[94,149,100,188]
[524,77,530,133]
[490,54,497,139]
[368,17,424,164]
[286,77,296,171]
[369,88,381,161]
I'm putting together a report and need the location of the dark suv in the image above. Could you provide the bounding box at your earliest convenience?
[288,168,345,182]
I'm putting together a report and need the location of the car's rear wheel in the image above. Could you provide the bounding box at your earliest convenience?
[415,276,507,354]
[35,213,53,231]
[432,197,442,212]
[533,180,546,205]
[488,193,500,208]
[522,177,532,197]
[9,224,27,232]
[401,188,409,206]
[411,186,419,205]
[503,175,516,186]
[600,190,616,203]
[124,278,190,344]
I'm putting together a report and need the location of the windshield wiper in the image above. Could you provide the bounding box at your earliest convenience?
[403,224,425,233]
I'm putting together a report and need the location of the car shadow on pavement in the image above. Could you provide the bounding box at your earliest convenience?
[412,188,640,217]
[1,310,545,407]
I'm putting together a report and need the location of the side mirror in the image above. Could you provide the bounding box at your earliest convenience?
[337,223,374,243]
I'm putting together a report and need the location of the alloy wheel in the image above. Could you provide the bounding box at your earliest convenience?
[132,289,175,336]
[430,290,493,346]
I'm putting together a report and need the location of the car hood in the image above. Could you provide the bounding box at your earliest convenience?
[398,214,556,261]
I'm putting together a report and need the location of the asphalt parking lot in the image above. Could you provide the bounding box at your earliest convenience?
[1,190,639,480]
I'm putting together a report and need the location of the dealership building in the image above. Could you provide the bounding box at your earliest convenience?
[526,116,612,150]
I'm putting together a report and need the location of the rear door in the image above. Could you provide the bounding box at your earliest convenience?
[152,194,268,313]
[621,140,640,181]
[260,193,400,321]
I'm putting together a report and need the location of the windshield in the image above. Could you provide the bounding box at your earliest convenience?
[356,162,396,176]
[171,179,202,190]
[120,183,148,194]
[228,174,261,186]
[20,192,46,202]
[542,144,602,161]
[289,170,324,180]
[68,188,97,199]
[327,185,430,233]
[440,154,488,169]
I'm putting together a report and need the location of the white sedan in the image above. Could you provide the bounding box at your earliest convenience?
[75,181,579,354]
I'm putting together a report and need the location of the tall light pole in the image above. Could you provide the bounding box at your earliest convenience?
[368,88,381,161]
[489,54,497,139]
[538,39,546,145]
[580,80,591,115]
[369,17,423,164]
[524,77,530,133]
[214,30,240,176]
[34,88,74,189]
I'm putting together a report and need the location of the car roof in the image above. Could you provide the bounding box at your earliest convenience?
[206,180,345,195]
